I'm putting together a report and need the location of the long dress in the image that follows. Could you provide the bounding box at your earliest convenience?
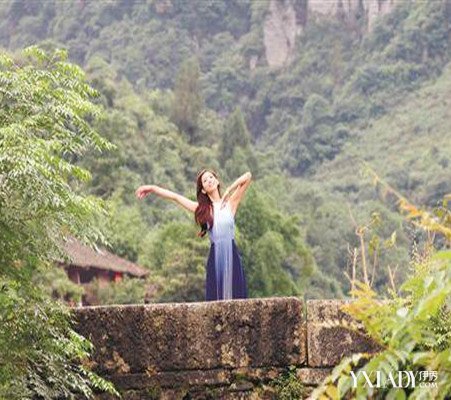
[205,201,248,301]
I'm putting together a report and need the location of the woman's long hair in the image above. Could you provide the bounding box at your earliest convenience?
[195,169,221,237]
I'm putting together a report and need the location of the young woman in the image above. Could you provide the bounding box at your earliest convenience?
[135,170,252,301]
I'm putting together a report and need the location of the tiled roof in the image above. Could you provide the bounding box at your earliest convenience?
[61,236,148,278]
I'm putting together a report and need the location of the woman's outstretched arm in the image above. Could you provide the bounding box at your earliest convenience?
[221,172,252,216]
[135,185,198,213]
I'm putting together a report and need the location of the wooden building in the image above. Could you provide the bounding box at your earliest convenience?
[58,236,149,305]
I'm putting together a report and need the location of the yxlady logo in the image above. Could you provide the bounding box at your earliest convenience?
[350,370,438,389]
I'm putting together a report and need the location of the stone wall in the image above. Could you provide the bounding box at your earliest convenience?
[73,298,381,399]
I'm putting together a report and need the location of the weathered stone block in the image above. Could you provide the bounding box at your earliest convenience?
[306,300,382,367]
[295,368,331,386]
[74,297,388,398]
[105,370,231,390]
[74,297,306,379]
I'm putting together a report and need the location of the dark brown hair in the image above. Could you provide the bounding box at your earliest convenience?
[194,169,222,237]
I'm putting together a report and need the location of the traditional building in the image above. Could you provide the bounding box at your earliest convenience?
[58,236,149,305]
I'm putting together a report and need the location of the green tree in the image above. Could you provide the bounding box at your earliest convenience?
[87,275,148,305]
[139,220,209,302]
[219,107,258,179]
[311,192,451,399]
[219,107,250,163]
[171,57,203,141]
[0,46,118,398]
[1,0,449,300]
[235,186,316,297]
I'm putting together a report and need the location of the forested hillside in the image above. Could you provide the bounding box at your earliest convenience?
[1,0,450,301]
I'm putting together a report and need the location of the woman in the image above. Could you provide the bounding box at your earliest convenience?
[135,170,252,301]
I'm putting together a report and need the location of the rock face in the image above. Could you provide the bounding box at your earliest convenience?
[263,0,302,68]
[73,298,381,399]
[308,0,400,27]
[366,0,401,30]
[263,0,402,68]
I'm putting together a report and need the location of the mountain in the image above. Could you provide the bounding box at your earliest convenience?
[1,0,449,298]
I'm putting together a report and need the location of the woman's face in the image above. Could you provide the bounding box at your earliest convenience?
[201,171,219,194]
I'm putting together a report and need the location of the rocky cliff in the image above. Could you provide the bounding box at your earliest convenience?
[264,0,402,68]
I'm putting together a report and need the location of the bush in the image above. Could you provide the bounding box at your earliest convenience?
[311,188,451,399]
[0,46,118,398]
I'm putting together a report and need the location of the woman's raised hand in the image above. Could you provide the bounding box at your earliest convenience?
[135,185,155,200]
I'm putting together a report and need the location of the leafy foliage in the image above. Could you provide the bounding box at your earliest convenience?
[138,220,208,302]
[0,47,118,398]
[219,107,258,180]
[311,186,451,399]
[236,185,316,297]
[270,366,305,400]
[171,57,203,141]
[86,275,148,306]
[0,278,118,398]
[0,0,449,300]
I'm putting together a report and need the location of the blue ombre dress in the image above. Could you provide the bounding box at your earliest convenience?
[205,201,248,301]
